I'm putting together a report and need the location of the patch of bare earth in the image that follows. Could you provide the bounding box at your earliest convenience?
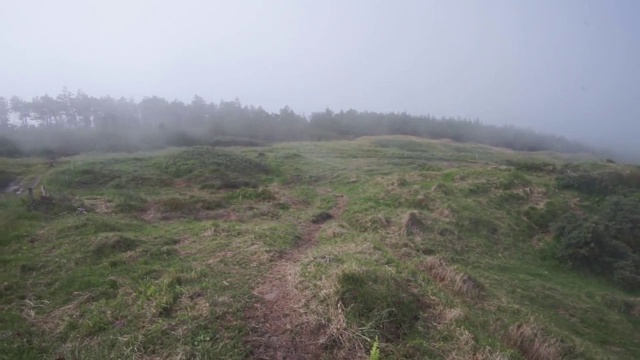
[246,194,347,360]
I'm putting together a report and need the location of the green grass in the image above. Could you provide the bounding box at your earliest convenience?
[1,137,638,359]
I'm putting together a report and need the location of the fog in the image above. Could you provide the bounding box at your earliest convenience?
[1,0,639,156]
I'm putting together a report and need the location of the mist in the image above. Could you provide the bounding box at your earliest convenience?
[1,0,639,157]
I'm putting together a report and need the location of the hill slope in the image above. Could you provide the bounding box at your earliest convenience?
[1,137,638,359]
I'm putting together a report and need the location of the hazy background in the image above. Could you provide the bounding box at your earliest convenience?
[1,0,638,154]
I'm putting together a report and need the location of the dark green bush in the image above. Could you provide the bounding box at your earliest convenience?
[523,199,571,231]
[553,196,640,290]
[556,169,640,195]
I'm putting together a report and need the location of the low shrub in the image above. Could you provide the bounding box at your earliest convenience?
[556,169,640,195]
[553,195,640,290]
[523,199,571,231]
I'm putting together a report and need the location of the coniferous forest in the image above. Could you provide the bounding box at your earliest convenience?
[0,90,593,157]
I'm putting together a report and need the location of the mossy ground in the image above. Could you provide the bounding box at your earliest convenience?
[1,137,638,359]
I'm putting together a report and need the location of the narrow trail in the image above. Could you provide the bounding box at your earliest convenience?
[4,174,43,194]
[31,175,42,189]
[246,193,348,360]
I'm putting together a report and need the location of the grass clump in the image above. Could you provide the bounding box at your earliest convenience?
[50,158,174,190]
[422,257,485,301]
[162,146,269,184]
[505,159,557,173]
[337,270,423,341]
[225,188,275,202]
[255,223,300,252]
[602,294,640,316]
[373,138,430,153]
[499,170,531,190]
[91,233,141,258]
[113,191,148,213]
[504,322,571,360]
[401,211,425,237]
[350,214,391,232]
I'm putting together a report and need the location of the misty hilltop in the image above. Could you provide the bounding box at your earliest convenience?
[0,90,606,161]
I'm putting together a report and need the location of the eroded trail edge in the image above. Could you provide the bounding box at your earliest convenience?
[246,194,348,360]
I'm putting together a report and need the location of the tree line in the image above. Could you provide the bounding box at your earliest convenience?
[0,89,593,157]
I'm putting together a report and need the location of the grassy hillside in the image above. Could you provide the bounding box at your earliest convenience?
[1,137,638,359]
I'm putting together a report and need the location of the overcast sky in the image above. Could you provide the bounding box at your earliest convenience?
[1,0,639,152]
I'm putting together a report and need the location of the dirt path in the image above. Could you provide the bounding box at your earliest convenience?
[246,194,348,360]
[4,175,42,194]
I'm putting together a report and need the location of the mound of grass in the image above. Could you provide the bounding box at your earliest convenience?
[372,138,432,153]
[54,167,120,188]
[160,197,196,213]
[505,159,558,173]
[256,224,300,252]
[401,211,425,237]
[337,270,423,341]
[49,158,173,191]
[225,188,276,202]
[504,322,572,360]
[349,214,391,232]
[208,137,266,147]
[113,191,148,213]
[156,195,227,219]
[52,215,141,238]
[200,178,258,190]
[161,147,269,184]
[91,233,142,258]
[499,170,531,190]
[422,257,485,301]
[602,294,640,316]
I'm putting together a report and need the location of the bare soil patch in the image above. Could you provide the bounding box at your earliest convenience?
[246,194,347,360]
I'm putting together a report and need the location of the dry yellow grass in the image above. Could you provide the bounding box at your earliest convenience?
[422,256,485,301]
[504,322,569,360]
